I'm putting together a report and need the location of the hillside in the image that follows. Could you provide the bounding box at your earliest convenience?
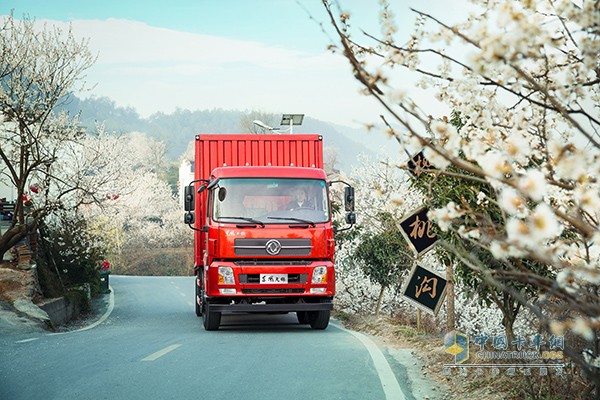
[63,96,382,173]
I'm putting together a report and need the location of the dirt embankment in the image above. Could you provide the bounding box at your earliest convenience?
[0,260,51,331]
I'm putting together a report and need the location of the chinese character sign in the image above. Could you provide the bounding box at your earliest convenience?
[399,207,438,255]
[402,264,447,314]
[407,150,434,176]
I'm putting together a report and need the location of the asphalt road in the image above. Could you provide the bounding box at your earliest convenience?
[0,275,444,400]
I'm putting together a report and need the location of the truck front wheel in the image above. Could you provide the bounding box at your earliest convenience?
[203,302,221,331]
[308,310,330,330]
[297,311,309,324]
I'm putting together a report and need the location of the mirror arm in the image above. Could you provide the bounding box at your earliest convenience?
[187,223,204,232]
[334,225,352,233]
[329,180,350,187]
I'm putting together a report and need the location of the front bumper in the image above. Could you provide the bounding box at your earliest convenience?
[208,301,333,313]
[204,260,336,298]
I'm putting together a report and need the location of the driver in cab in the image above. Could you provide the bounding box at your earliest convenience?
[286,188,313,210]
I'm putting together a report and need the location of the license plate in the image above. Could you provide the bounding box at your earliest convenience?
[260,274,288,284]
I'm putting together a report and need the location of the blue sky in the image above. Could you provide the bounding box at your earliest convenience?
[3,1,384,51]
[1,1,452,128]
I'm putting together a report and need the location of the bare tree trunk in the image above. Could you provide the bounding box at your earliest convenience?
[375,285,385,317]
[501,293,520,347]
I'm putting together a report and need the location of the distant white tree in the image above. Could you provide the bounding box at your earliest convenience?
[335,155,420,313]
[78,130,191,256]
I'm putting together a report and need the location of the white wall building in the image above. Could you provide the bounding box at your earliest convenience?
[178,159,195,210]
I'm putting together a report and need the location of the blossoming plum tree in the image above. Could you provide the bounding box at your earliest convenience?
[0,14,95,258]
[323,0,599,387]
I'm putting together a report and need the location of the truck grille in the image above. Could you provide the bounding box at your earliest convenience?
[234,260,311,266]
[234,238,312,256]
[239,274,307,284]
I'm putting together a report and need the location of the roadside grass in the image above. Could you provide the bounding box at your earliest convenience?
[333,311,592,400]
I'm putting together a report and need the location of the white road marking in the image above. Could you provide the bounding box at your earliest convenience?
[16,338,39,343]
[141,344,182,362]
[333,322,405,400]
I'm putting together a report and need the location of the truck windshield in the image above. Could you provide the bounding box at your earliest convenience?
[212,178,330,224]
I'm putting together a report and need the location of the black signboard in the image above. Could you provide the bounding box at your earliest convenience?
[406,150,434,176]
[399,207,438,256]
[402,264,447,315]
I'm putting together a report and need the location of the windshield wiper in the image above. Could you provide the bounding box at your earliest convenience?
[267,217,316,227]
[218,216,265,227]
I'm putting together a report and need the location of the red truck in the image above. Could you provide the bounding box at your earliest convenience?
[184,134,355,330]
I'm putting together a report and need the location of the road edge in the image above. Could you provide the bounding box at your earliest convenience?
[48,286,114,335]
[332,321,405,400]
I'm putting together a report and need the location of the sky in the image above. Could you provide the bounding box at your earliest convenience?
[1,0,456,129]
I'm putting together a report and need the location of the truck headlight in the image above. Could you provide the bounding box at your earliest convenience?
[312,266,327,284]
[218,266,235,284]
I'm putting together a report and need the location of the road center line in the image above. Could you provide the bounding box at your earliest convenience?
[141,344,182,362]
[16,338,39,343]
[333,322,405,400]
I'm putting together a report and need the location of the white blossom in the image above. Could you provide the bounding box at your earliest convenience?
[529,203,562,240]
[518,169,547,202]
[423,146,451,170]
[476,151,511,179]
[572,318,595,341]
[498,186,527,216]
[428,201,463,232]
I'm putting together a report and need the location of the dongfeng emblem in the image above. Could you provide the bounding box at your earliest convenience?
[265,239,282,255]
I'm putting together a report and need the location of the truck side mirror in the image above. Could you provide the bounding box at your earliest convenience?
[184,212,195,224]
[344,186,355,212]
[345,212,356,225]
[184,186,195,211]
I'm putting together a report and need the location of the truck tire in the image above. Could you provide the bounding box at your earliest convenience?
[308,310,330,330]
[195,274,203,317]
[297,311,309,324]
[203,303,221,331]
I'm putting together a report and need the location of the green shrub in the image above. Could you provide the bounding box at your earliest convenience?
[36,211,107,297]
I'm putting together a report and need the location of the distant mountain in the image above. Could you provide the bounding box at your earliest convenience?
[63,95,379,173]
[330,122,404,161]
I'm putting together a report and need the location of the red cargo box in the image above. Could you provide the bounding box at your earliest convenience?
[195,134,323,179]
